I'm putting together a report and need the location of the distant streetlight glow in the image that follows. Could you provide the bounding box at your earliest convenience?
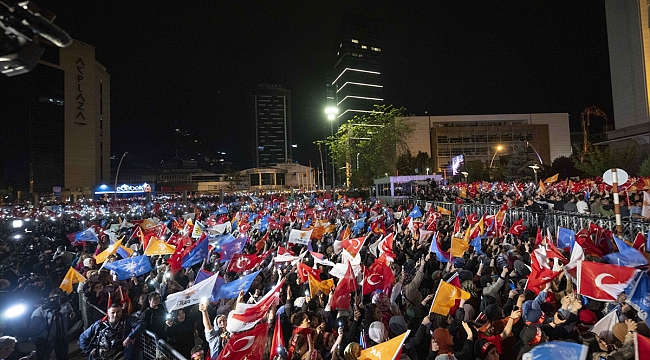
[489,145,504,169]
[529,164,540,184]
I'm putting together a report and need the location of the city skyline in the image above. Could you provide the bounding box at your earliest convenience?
[17,1,612,171]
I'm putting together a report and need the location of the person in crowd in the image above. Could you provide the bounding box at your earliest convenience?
[0,336,32,360]
[576,194,589,214]
[164,308,198,358]
[79,303,145,360]
[138,292,166,339]
[199,301,229,359]
[26,288,74,360]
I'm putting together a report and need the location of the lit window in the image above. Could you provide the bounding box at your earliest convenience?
[339,43,342,48]
[351,39,359,43]
[361,45,367,49]
[371,47,381,52]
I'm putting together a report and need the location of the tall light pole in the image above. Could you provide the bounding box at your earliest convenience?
[529,164,540,184]
[114,151,128,200]
[325,106,338,189]
[526,141,544,166]
[489,145,504,169]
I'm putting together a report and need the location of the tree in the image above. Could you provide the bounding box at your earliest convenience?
[502,146,532,182]
[396,150,433,176]
[639,154,650,177]
[319,105,414,188]
[574,145,636,177]
[457,160,489,183]
[549,156,580,179]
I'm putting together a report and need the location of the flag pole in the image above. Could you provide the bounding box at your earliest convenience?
[612,168,623,237]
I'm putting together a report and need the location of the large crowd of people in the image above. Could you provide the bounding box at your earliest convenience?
[0,182,649,360]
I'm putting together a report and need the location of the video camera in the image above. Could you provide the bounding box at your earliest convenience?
[0,1,71,76]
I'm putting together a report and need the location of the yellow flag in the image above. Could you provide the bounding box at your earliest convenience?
[144,237,176,256]
[359,330,410,360]
[437,206,451,216]
[544,173,559,184]
[342,226,351,241]
[308,273,335,296]
[459,187,467,199]
[94,238,123,264]
[141,218,157,229]
[59,267,86,294]
[450,237,469,258]
[430,281,470,316]
[310,226,325,240]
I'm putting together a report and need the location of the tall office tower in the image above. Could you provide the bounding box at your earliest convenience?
[252,85,292,167]
[603,0,650,164]
[331,14,383,124]
[0,40,110,195]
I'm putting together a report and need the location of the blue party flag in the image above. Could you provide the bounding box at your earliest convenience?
[627,272,650,317]
[212,269,261,299]
[214,205,229,215]
[75,228,99,242]
[220,236,249,263]
[604,235,648,268]
[409,205,423,219]
[181,234,209,268]
[104,255,152,280]
[557,227,576,252]
[522,341,588,360]
[646,229,650,252]
[470,232,485,256]
[429,232,450,263]
[351,218,366,236]
[193,269,214,285]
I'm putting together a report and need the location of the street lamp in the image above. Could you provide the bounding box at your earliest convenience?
[489,145,504,169]
[426,167,430,175]
[529,164,540,184]
[325,106,339,189]
[461,171,468,183]
[114,151,128,200]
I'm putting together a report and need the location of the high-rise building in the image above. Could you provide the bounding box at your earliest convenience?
[252,85,292,167]
[0,40,110,196]
[331,14,383,124]
[602,0,650,167]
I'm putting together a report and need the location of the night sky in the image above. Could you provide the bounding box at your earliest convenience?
[36,0,612,170]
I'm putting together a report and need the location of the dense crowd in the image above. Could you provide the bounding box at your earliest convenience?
[0,184,649,360]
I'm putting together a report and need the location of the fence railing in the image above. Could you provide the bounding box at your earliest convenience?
[405,200,650,239]
[78,291,188,360]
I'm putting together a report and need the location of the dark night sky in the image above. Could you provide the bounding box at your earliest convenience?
[36,0,612,170]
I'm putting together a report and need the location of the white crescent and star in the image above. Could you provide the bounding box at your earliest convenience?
[231,335,256,352]
[367,274,383,286]
[595,273,614,287]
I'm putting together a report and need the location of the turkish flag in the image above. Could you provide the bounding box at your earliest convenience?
[577,261,638,301]
[167,239,187,274]
[576,229,603,257]
[216,321,269,360]
[467,213,478,225]
[378,233,397,262]
[589,223,613,255]
[545,240,568,264]
[508,219,526,237]
[297,262,322,283]
[534,227,544,247]
[277,246,294,256]
[341,236,365,257]
[362,260,394,295]
[526,247,561,293]
[331,261,358,310]
[269,316,285,360]
[227,253,263,274]
[633,232,646,251]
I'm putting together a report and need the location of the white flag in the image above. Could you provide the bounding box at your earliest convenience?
[590,310,618,344]
[207,221,231,235]
[288,229,312,245]
[164,273,218,312]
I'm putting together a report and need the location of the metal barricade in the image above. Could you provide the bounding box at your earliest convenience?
[78,294,187,360]
[407,200,650,238]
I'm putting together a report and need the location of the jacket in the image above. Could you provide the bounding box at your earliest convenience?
[79,314,145,360]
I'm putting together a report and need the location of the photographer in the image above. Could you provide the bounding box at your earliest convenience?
[79,303,145,360]
[26,288,74,360]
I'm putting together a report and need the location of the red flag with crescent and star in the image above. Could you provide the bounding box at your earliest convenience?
[362,258,394,295]
[341,236,365,257]
[297,262,322,282]
[226,253,264,274]
[215,321,269,360]
[576,261,638,301]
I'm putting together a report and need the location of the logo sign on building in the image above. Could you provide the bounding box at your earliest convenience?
[53,186,62,200]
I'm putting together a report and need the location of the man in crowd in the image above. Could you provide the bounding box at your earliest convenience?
[79,303,145,360]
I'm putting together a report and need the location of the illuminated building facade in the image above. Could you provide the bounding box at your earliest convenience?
[252,85,292,167]
[331,14,383,124]
[404,113,571,173]
[0,40,110,196]
[602,0,650,168]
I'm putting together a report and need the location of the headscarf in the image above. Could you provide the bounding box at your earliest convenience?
[461,279,477,296]
[368,321,387,344]
[433,328,454,355]
[344,343,361,360]
[484,304,502,322]
[389,316,408,335]
[372,291,390,312]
